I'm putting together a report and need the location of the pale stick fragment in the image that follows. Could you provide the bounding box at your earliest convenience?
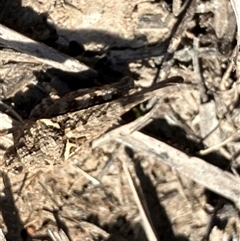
[71,164,101,186]
[0,24,96,73]
[230,0,240,66]
[116,131,240,210]
[121,151,158,241]
[0,112,18,160]
[0,229,6,241]
[220,50,236,90]
[48,229,70,241]
[172,0,193,17]
[213,0,228,39]
[79,221,110,239]
[199,130,240,155]
[172,0,183,17]
[0,49,47,65]
[230,0,240,50]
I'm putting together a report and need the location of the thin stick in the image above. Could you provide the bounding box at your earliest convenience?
[0,24,96,73]
[199,131,240,155]
[230,0,240,50]
[121,153,158,241]
[117,131,240,210]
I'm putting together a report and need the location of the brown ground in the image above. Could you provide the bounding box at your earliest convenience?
[0,0,240,241]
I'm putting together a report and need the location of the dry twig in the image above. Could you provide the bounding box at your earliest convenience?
[230,0,240,51]
[0,229,6,241]
[121,153,158,241]
[117,131,240,210]
[48,229,70,241]
[0,24,96,74]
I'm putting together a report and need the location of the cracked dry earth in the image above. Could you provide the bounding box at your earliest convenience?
[0,0,240,241]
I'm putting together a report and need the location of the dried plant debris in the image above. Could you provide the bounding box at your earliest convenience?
[0,0,240,241]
